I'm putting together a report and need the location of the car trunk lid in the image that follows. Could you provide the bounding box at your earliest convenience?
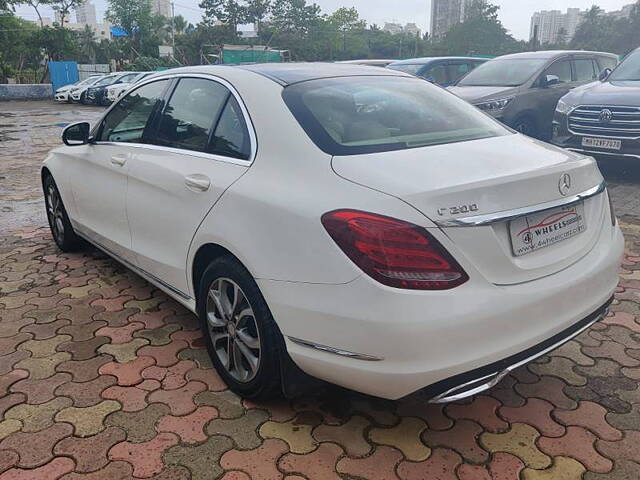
[331,134,607,285]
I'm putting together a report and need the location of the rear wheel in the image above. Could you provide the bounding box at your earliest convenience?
[198,257,283,400]
[43,175,82,252]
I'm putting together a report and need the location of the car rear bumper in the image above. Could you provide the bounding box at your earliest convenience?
[259,222,623,400]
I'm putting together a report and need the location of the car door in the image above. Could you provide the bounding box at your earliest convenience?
[532,57,574,134]
[125,75,253,296]
[71,78,171,262]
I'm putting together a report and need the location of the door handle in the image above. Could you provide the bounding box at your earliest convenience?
[185,174,211,192]
[110,155,127,167]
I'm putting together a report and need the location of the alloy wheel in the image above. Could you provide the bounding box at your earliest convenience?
[206,278,261,383]
[46,184,65,245]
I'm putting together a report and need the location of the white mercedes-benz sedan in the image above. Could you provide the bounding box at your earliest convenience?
[42,64,623,402]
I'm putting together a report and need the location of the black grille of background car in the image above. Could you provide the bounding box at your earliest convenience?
[569,105,640,139]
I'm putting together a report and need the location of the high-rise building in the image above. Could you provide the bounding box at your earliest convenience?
[430,0,472,38]
[75,0,97,25]
[151,0,172,18]
[529,8,583,45]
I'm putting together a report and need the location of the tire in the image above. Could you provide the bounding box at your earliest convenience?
[197,256,283,400]
[43,175,82,252]
[80,92,87,105]
[513,116,539,139]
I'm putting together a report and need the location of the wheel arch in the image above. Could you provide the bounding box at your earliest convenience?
[191,242,252,306]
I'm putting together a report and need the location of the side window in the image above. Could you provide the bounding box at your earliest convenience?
[424,64,448,84]
[446,63,471,84]
[210,96,251,160]
[542,59,572,84]
[597,56,618,72]
[574,59,597,81]
[98,80,169,143]
[155,78,229,153]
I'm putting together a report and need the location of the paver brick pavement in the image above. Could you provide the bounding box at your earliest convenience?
[0,101,639,478]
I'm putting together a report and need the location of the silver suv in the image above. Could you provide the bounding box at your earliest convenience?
[448,50,618,140]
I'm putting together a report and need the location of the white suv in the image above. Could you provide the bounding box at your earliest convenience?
[42,64,623,402]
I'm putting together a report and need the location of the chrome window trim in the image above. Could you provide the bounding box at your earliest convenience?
[93,73,258,165]
[435,181,606,227]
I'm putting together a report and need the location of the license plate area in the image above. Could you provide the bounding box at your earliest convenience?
[509,203,587,257]
[582,137,622,150]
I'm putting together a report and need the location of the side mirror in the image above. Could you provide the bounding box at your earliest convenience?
[62,122,91,146]
[599,68,612,81]
[542,74,561,88]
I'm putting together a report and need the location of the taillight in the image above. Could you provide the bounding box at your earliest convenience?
[322,210,469,290]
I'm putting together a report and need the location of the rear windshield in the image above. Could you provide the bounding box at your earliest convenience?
[458,58,547,87]
[283,76,509,156]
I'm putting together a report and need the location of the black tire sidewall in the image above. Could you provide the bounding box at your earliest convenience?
[197,257,283,399]
[43,175,81,252]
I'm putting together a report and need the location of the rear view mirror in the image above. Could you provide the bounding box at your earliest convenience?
[62,122,91,146]
[543,75,560,88]
[599,68,612,81]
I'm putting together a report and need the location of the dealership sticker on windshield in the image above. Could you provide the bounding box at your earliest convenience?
[509,203,586,257]
[582,137,622,150]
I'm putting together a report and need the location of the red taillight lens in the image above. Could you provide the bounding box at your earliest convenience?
[322,210,469,290]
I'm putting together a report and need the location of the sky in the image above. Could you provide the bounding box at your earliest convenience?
[14,0,636,40]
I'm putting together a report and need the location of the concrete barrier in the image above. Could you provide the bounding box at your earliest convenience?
[0,84,53,101]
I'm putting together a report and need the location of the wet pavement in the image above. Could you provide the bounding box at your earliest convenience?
[0,101,639,480]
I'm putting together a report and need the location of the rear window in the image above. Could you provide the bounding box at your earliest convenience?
[283,76,509,156]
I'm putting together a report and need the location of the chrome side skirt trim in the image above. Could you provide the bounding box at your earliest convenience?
[428,309,606,404]
[435,181,606,227]
[75,230,192,301]
[287,337,383,361]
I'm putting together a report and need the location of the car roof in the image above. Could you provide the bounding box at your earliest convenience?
[236,62,408,85]
[389,57,487,65]
[492,50,617,60]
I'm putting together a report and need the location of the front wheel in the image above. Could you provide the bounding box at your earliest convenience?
[80,92,87,104]
[513,116,539,139]
[43,175,82,252]
[198,257,283,400]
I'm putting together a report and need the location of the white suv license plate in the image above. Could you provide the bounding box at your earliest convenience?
[509,203,587,257]
[582,137,622,150]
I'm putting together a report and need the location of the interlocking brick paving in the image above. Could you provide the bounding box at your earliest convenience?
[0,101,639,479]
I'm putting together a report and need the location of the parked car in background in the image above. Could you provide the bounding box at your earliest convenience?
[552,47,640,161]
[85,72,145,106]
[387,57,488,86]
[55,75,102,103]
[43,64,622,402]
[338,59,396,67]
[71,73,117,104]
[105,72,153,105]
[448,50,619,140]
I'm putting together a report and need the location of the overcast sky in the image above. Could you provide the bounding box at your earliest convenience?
[15,0,636,40]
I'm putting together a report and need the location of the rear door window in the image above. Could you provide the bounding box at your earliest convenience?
[597,56,618,72]
[574,58,597,82]
[155,78,229,153]
[210,96,251,160]
[423,64,448,84]
[446,63,472,84]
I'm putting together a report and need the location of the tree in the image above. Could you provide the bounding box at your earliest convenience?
[245,0,270,30]
[570,6,620,53]
[441,0,521,56]
[23,0,53,27]
[50,0,84,26]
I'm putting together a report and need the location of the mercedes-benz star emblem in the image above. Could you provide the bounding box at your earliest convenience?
[599,109,613,124]
[559,173,572,196]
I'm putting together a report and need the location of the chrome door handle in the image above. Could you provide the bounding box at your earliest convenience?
[185,174,211,192]
[110,155,127,167]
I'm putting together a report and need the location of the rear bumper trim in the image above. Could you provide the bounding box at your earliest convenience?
[424,296,613,403]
